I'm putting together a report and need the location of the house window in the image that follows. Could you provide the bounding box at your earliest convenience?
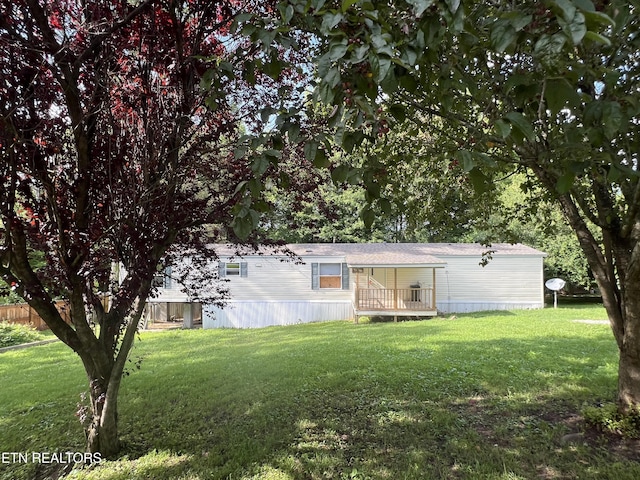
[312,263,349,290]
[226,263,240,276]
[152,267,172,289]
[319,263,342,289]
[219,261,248,278]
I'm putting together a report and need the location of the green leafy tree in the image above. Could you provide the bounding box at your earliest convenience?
[263,115,495,243]
[539,220,596,292]
[262,180,384,243]
[360,119,497,242]
[461,175,595,291]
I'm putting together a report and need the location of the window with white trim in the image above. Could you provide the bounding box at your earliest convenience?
[319,263,342,289]
[311,263,349,290]
[225,262,240,276]
[219,261,248,278]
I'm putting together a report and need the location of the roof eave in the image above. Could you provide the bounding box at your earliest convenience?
[347,263,447,268]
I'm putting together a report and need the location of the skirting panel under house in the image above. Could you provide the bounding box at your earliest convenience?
[203,300,353,329]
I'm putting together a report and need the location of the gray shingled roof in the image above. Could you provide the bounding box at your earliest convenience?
[288,243,545,266]
[215,243,545,266]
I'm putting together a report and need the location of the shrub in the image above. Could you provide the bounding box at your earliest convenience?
[0,321,43,348]
[583,403,640,439]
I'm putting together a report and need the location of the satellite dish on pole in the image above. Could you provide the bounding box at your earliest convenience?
[545,278,566,308]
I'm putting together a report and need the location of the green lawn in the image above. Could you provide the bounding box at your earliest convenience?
[1,305,638,479]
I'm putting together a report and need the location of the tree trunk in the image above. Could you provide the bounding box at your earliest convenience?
[543,180,640,413]
[86,381,120,458]
[617,261,640,412]
[83,301,145,457]
[618,347,640,413]
[593,266,640,413]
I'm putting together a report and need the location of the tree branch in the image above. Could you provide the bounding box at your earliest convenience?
[75,0,158,65]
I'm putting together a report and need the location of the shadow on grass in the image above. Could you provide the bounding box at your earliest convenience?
[363,310,519,324]
[2,318,636,480]
[101,326,632,479]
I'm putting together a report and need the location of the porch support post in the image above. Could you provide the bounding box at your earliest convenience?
[355,269,360,324]
[394,268,398,311]
[183,302,193,329]
[432,269,436,310]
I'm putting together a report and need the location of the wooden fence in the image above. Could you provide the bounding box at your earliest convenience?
[0,302,70,331]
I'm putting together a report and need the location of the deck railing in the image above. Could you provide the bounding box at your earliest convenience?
[356,288,434,311]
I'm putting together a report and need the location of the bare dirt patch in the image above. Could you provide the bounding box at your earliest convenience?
[539,409,640,462]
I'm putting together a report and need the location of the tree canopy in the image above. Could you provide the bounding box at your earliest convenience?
[0,0,314,456]
[261,115,497,243]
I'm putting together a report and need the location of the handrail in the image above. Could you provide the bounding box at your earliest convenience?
[356,288,434,311]
[355,275,385,290]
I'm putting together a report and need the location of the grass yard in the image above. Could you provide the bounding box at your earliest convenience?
[1,305,638,479]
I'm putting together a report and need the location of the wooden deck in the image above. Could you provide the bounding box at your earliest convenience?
[356,287,435,310]
[354,287,437,321]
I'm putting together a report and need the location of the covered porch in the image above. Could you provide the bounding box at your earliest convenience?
[143,302,202,329]
[347,250,446,322]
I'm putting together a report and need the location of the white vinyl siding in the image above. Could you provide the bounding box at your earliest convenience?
[203,257,353,328]
[218,256,351,301]
[149,266,188,302]
[435,255,544,312]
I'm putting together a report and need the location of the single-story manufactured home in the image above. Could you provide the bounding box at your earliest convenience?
[146,243,547,329]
